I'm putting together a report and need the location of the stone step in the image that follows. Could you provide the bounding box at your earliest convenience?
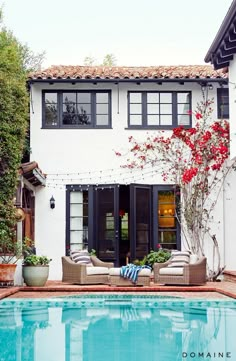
[223,271,236,283]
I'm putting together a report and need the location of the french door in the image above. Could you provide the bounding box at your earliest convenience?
[94,185,120,265]
[130,184,152,261]
[66,184,180,264]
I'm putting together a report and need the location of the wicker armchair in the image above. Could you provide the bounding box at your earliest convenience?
[153,257,207,285]
[62,255,114,285]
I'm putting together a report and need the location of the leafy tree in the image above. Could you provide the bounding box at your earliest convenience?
[19,44,45,72]
[0,20,29,247]
[102,53,117,66]
[118,99,236,280]
[83,55,96,66]
[83,53,117,66]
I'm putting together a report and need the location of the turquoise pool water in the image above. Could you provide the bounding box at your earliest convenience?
[0,295,236,361]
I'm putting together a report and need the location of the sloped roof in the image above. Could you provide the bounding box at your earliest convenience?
[19,162,46,187]
[205,0,236,69]
[29,65,227,82]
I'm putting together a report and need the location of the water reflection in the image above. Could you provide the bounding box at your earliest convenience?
[0,302,235,361]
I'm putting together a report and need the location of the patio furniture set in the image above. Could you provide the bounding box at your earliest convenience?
[61,250,207,286]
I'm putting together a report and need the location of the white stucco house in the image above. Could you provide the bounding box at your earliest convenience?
[205,0,236,160]
[27,64,235,280]
[205,0,236,280]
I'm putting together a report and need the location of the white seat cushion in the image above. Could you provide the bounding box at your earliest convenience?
[86,267,109,275]
[159,267,183,276]
[109,268,121,276]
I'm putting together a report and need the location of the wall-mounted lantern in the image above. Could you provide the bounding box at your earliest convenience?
[50,196,55,209]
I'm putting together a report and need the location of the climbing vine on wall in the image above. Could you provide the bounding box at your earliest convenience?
[0,27,28,242]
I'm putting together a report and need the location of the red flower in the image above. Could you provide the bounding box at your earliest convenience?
[195,112,203,120]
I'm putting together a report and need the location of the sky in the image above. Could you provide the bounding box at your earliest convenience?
[1,0,233,69]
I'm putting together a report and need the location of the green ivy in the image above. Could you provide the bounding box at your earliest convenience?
[0,28,28,244]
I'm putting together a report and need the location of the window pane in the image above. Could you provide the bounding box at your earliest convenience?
[160,115,172,125]
[96,114,109,126]
[130,114,142,125]
[70,191,88,250]
[160,93,172,103]
[63,110,76,125]
[130,103,142,114]
[220,104,229,118]
[130,93,141,102]
[78,104,91,114]
[70,203,83,216]
[147,115,159,126]
[70,192,83,203]
[177,93,190,103]
[70,231,83,245]
[178,103,190,114]
[45,93,57,104]
[147,104,159,114]
[77,93,91,102]
[178,115,190,125]
[96,103,108,114]
[96,93,108,102]
[63,93,76,102]
[45,104,58,126]
[160,104,172,114]
[70,217,83,230]
[147,93,159,102]
[78,113,91,125]
[45,93,58,126]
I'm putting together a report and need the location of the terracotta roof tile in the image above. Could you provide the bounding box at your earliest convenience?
[29,65,227,81]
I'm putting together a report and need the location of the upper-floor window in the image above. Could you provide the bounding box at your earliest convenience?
[217,88,229,119]
[128,91,191,128]
[42,90,111,128]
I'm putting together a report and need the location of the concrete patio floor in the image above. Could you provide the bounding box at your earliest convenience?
[1,280,236,300]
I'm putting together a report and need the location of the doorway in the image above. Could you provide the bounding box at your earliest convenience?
[66,184,179,266]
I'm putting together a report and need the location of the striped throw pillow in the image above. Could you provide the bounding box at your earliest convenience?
[70,250,91,264]
[168,250,190,267]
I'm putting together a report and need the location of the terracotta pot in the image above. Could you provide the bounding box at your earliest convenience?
[0,264,17,287]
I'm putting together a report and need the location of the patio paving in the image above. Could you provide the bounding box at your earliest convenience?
[1,280,236,300]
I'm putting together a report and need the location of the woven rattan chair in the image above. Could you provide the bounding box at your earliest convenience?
[153,257,207,285]
[62,255,114,285]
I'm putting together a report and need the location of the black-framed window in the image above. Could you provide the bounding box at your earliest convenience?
[42,90,111,128]
[217,88,229,119]
[128,91,192,128]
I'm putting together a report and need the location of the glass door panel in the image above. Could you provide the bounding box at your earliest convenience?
[130,185,151,261]
[95,187,118,262]
[69,191,88,251]
[158,190,177,249]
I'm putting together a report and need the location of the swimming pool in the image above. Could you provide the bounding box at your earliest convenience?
[0,295,235,361]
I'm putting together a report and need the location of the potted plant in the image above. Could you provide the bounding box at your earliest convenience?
[143,249,171,269]
[22,255,52,286]
[0,229,24,287]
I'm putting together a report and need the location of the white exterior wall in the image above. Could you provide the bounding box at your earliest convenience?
[30,81,232,279]
[229,56,236,159]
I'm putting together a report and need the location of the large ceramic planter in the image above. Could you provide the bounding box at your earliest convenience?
[22,265,49,286]
[0,264,17,287]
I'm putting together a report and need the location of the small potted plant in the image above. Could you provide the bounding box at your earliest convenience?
[22,254,52,286]
[143,249,171,269]
[0,229,25,287]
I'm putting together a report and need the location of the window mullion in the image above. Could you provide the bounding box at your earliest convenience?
[58,92,62,128]
[142,92,147,126]
[172,92,177,127]
[92,92,96,127]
